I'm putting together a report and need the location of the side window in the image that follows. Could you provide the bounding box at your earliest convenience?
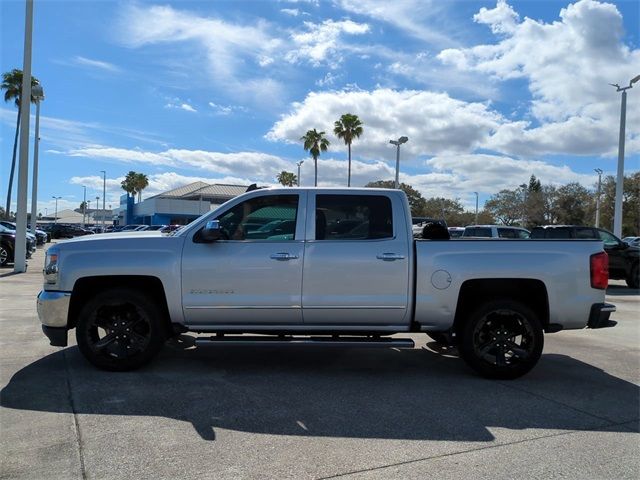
[517,230,530,239]
[597,229,619,247]
[315,195,393,240]
[216,195,298,241]
[545,228,571,239]
[575,227,595,239]
[498,228,516,238]
[467,227,492,237]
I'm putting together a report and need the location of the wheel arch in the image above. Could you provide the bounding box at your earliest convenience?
[453,278,550,335]
[69,275,173,336]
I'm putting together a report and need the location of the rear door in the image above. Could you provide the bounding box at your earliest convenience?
[302,193,410,326]
[596,228,627,277]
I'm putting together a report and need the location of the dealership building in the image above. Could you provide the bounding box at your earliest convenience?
[116,182,249,226]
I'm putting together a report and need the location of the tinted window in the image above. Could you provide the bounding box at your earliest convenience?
[465,227,492,237]
[498,228,517,238]
[575,227,595,239]
[217,195,298,241]
[597,229,620,247]
[316,195,393,240]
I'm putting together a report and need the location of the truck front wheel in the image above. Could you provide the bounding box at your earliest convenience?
[75,289,166,371]
[459,300,543,379]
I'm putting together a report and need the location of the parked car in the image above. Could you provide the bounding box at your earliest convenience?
[462,225,530,239]
[411,218,447,238]
[531,225,639,288]
[448,227,465,238]
[41,224,94,239]
[622,236,640,247]
[143,225,168,231]
[0,221,46,245]
[37,188,615,379]
[0,224,36,266]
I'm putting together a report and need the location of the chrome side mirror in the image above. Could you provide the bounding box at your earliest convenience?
[200,220,222,242]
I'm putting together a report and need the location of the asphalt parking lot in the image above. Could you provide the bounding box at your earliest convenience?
[1,245,638,479]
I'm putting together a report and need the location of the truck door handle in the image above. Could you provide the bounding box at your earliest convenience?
[270,252,299,261]
[376,253,405,261]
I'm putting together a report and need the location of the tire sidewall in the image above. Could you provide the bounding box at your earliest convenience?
[75,289,165,371]
[459,299,544,380]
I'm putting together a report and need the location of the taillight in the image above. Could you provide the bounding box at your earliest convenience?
[590,252,609,290]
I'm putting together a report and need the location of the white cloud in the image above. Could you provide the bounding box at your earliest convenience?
[266,88,502,159]
[473,0,520,35]
[208,102,247,116]
[285,19,370,67]
[280,8,300,16]
[72,56,121,73]
[438,0,640,156]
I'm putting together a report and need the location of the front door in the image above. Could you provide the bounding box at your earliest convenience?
[182,193,305,326]
[302,193,410,326]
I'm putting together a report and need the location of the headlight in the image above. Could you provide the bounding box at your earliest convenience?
[44,250,59,284]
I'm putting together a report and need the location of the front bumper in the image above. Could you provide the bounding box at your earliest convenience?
[587,303,617,329]
[37,290,71,328]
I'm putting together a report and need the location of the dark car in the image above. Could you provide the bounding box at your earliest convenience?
[0,221,47,245]
[41,224,94,239]
[0,224,36,267]
[530,225,639,288]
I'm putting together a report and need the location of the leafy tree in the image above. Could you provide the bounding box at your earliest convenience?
[121,171,138,199]
[301,129,330,187]
[485,189,523,226]
[1,69,40,219]
[276,171,297,187]
[333,113,363,187]
[554,182,593,225]
[134,172,149,202]
[79,201,87,211]
[599,172,640,236]
[365,180,426,216]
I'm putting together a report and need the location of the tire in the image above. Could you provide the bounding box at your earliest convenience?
[0,243,13,267]
[459,299,544,380]
[75,289,166,371]
[626,264,639,289]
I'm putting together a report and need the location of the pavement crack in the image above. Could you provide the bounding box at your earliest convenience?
[315,419,638,479]
[63,349,87,480]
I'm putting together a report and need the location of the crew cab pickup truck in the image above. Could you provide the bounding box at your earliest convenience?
[37,188,616,379]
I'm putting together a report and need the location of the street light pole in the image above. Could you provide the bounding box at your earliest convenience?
[82,186,86,228]
[389,136,408,189]
[52,196,61,225]
[594,168,603,228]
[474,192,479,225]
[610,75,639,237]
[95,196,100,226]
[100,170,106,229]
[13,0,35,273]
[296,161,304,187]
[30,85,44,235]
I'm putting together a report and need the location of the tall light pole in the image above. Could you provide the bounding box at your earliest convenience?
[95,196,100,226]
[30,84,44,234]
[52,196,61,225]
[610,75,639,237]
[13,0,35,273]
[520,183,528,228]
[100,170,106,228]
[474,192,479,225]
[389,136,408,189]
[296,160,304,187]
[82,186,87,228]
[594,168,603,228]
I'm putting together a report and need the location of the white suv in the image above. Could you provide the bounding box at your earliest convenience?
[462,225,530,239]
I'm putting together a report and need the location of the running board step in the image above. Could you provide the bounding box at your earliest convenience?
[195,335,415,349]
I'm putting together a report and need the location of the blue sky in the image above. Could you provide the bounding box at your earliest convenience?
[1,0,639,215]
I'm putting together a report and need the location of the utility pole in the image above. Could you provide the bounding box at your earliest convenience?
[30,85,44,234]
[610,75,639,237]
[296,160,304,187]
[389,136,408,189]
[95,196,100,226]
[594,168,603,228]
[82,186,87,228]
[13,0,34,273]
[474,192,479,225]
[52,196,61,225]
[101,170,106,229]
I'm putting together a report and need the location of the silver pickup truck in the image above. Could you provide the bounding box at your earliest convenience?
[37,188,615,379]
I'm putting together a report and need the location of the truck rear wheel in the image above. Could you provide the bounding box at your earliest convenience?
[459,299,543,379]
[75,289,166,371]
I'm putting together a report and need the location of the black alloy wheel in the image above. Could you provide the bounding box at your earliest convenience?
[76,289,165,371]
[0,244,12,267]
[459,300,543,379]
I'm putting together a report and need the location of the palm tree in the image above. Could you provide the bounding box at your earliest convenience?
[1,69,40,219]
[333,113,363,187]
[277,171,297,187]
[134,172,149,202]
[121,171,138,199]
[301,129,330,187]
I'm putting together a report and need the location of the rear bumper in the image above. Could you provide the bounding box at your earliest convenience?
[42,325,68,347]
[587,303,617,329]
